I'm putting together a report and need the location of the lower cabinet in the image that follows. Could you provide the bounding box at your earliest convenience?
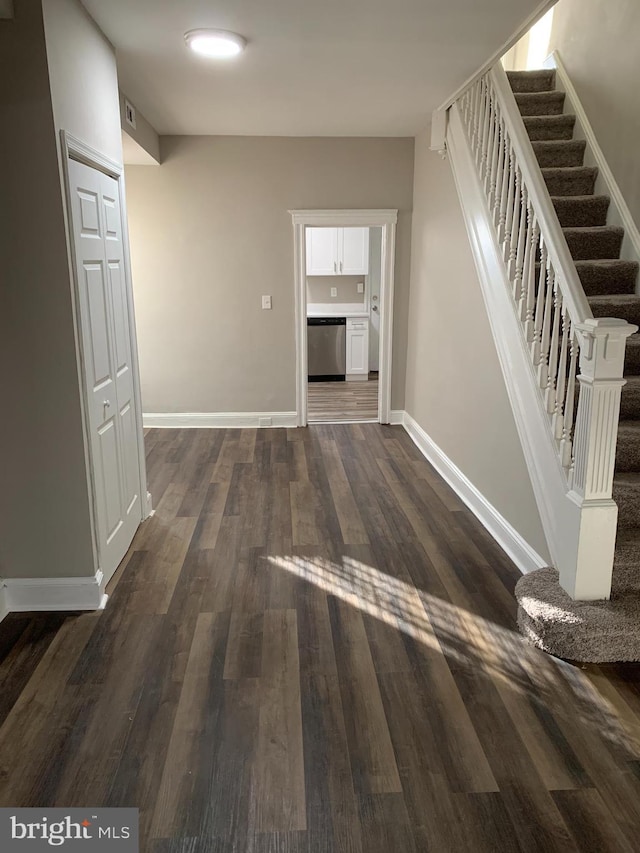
[346,317,369,380]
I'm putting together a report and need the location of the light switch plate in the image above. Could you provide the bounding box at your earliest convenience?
[330,287,338,298]
[357,282,364,293]
[262,295,272,310]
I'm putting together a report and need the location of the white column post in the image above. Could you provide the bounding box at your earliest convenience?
[562,318,638,599]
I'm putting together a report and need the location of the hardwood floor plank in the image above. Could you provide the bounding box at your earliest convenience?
[328,597,402,795]
[251,609,306,833]
[320,439,369,545]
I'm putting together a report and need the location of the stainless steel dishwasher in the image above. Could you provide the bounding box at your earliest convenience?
[307,317,346,381]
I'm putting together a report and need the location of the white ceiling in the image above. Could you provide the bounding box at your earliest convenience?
[82,0,544,137]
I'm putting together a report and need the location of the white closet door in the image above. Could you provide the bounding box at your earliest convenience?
[340,227,370,275]
[306,227,338,275]
[69,159,142,582]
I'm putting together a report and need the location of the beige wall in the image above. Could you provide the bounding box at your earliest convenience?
[404,133,550,560]
[42,0,122,165]
[120,90,161,163]
[0,0,95,579]
[125,136,414,414]
[549,0,640,223]
[307,276,366,305]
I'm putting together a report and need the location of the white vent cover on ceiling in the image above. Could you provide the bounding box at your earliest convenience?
[124,99,137,130]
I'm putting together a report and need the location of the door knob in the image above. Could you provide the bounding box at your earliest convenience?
[103,400,111,408]
[372,305,379,312]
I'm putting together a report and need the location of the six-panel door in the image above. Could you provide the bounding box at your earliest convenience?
[69,159,142,583]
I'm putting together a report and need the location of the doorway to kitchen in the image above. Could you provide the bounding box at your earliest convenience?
[290,210,397,426]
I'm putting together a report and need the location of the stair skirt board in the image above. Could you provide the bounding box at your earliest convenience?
[143,412,298,429]
[400,412,548,576]
[0,570,106,620]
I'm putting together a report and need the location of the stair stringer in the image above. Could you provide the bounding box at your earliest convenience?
[446,101,618,598]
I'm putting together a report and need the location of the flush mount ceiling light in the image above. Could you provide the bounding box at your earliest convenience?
[184,29,247,58]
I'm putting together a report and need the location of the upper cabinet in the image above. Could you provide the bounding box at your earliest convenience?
[306,227,369,276]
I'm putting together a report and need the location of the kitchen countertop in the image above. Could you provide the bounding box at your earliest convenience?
[307,303,369,319]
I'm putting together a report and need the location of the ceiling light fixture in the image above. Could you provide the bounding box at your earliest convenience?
[184,29,247,59]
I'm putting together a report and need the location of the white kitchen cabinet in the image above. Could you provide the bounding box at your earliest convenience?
[340,228,370,275]
[305,227,339,276]
[346,317,369,380]
[306,227,369,276]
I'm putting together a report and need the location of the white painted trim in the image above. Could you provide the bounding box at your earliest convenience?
[546,51,640,266]
[3,570,106,613]
[61,131,122,178]
[389,410,405,425]
[143,412,298,429]
[435,0,557,113]
[290,209,398,227]
[401,412,547,575]
[290,209,397,427]
[0,584,8,624]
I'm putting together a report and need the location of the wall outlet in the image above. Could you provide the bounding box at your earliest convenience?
[331,287,338,298]
[357,282,364,293]
[261,295,272,310]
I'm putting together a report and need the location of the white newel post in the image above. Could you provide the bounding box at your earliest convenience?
[564,318,638,600]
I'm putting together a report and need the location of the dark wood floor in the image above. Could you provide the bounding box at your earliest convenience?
[2,425,640,851]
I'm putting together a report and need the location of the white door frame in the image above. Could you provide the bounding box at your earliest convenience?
[290,209,397,426]
[59,131,151,573]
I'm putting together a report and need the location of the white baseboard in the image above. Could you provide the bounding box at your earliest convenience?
[389,410,405,425]
[0,584,8,624]
[2,570,106,613]
[400,411,548,575]
[143,411,298,429]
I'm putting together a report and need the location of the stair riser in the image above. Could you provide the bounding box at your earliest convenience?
[613,480,640,528]
[564,230,624,261]
[591,301,640,326]
[507,70,556,93]
[575,262,638,297]
[524,116,576,141]
[621,384,640,419]
[553,198,609,228]
[626,343,640,375]
[616,432,640,472]
[516,93,566,116]
[544,171,597,196]
[533,142,586,168]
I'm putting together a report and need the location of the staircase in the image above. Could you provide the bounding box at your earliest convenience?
[444,59,640,660]
[509,69,640,598]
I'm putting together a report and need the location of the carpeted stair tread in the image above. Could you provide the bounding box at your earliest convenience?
[620,376,640,420]
[507,69,556,93]
[532,140,586,168]
[588,294,640,325]
[523,114,576,141]
[542,166,598,196]
[575,260,639,297]
[562,226,624,260]
[612,472,640,528]
[552,196,610,228]
[515,91,566,116]
[625,334,640,374]
[516,567,640,662]
[615,421,640,471]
